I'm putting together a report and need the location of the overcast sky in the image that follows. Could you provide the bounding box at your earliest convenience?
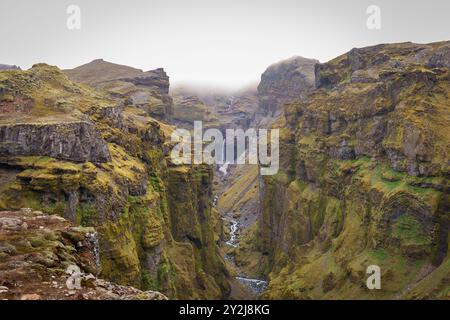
[1,0,450,88]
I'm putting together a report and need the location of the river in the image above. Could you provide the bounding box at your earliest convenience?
[224,218,268,296]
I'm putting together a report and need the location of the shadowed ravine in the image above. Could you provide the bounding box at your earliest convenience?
[224,216,268,296]
[215,163,268,299]
[0,40,449,300]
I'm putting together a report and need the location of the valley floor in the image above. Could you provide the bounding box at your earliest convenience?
[214,164,268,299]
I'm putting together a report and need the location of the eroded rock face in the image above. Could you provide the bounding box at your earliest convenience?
[0,63,229,300]
[121,68,170,93]
[258,41,450,299]
[290,42,450,177]
[0,64,20,71]
[428,43,450,68]
[257,56,318,117]
[0,121,111,163]
[65,59,173,121]
[172,95,210,126]
[0,209,167,300]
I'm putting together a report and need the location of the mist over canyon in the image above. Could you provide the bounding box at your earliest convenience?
[0,40,449,301]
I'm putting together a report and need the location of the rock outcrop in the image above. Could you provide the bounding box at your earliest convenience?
[257,56,318,118]
[65,59,173,121]
[0,120,110,163]
[0,209,167,300]
[204,89,259,130]
[256,41,450,299]
[0,65,20,71]
[172,95,212,127]
[0,64,229,299]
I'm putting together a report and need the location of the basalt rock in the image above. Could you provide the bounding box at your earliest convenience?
[0,120,111,163]
[257,56,318,117]
[258,41,450,299]
[428,43,450,68]
[65,59,173,121]
[0,63,230,299]
[120,68,170,93]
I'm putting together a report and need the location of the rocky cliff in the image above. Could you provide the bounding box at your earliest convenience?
[257,42,450,299]
[171,95,213,128]
[0,120,111,163]
[0,64,229,299]
[0,65,20,71]
[203,89,259,130]
[0,208,167,300]
[65,59,173,121]
[257,56,318,118]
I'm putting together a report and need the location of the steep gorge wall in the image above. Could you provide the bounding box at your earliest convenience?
[257,56,318,118]
[0,64,228,299]
[257,42,450,299]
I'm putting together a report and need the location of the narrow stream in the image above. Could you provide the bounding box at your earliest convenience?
[235,277,268,295]
[224,218,268,296]
[225,220,238,247]
[215,157,268,297]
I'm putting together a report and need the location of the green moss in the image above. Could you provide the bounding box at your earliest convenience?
[370,248,389,261]
[77,204,96,227]
[141,270,157,291]
[149,176,162,192]
[271,170,291,184]
[393,214,432,246]
[381,166,405,182]
[42,201,66,217]
[157,259,176,287]
[295,179,307,192]
[0,64,230,300]
[311,196,327,235]
[98,216,141,287]
[132,201,164,249]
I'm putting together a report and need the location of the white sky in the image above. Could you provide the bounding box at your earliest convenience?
[1,0,449,89]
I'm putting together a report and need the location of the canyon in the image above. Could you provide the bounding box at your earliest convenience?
[0,41,449,300]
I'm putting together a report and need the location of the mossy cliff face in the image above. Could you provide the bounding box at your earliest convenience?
[166,165,229,297]
[258,42,450,299]
[0,64,228,299]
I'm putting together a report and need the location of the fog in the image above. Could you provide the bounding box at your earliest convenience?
[1,0,450,89]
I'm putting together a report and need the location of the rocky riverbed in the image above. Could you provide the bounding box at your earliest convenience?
[224,217,268,296]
